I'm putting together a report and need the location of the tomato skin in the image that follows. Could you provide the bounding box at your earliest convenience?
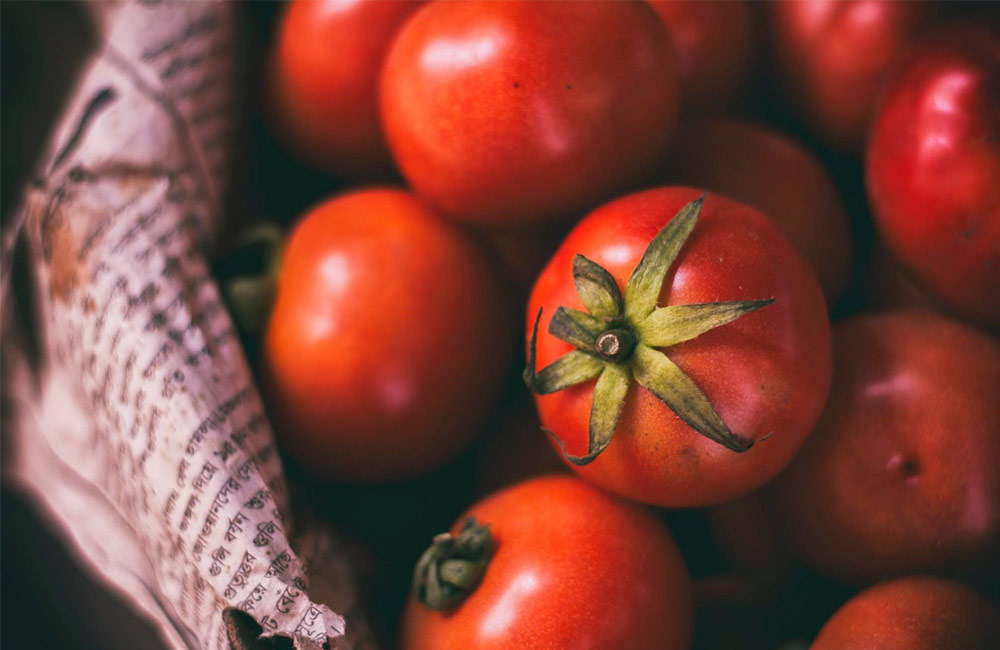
[262,188,509,482]
[380,0,679,226]
[664,119,852,303]
[269,0,421,178]
[866,26,1000,325]
[774,311,1000,585]
[401,475,692,650]
[648,0,754,109]
[527,188,831,507]
[812,577,1000,650]
[769,0,929,151]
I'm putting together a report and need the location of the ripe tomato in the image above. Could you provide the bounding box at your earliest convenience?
[262,188,510,482]
[866,25,1000,325]
[269,0,421,178]
[812,577,999,650]
[769,0,929,151]
[664,119,853,302]
[773,311,1000,585]
[380,0,679,225]
[401,475,692,650]
[525,188,831,507]
[648,0,755,109]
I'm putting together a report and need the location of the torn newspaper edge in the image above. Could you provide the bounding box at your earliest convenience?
[1,2,374,649]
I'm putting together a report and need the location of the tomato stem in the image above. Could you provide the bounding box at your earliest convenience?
[413,518,494,611]
[595,327,636,362]
[216,222,285,336]
[524,195,772,463]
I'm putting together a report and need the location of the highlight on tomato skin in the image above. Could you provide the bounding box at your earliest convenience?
[811,577,1000,650]
[525,188,832,508]
[772,310,1000,587]
[866,24,1000,326]
[380,0,681,226]
[261,187,512,483]
[268,0,423,179]
[663,119,853,304]
[401,475,693,650]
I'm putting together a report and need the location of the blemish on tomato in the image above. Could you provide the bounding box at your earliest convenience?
[887,453,921,481]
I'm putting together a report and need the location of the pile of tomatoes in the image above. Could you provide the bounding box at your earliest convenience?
[228,2,999,648]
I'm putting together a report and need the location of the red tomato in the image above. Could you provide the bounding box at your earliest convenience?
[866,25,1000,325]
[401,475,692,650]
[269,0,421,178]
[526,188,831,507]
[812,577,999,650]
[769,0,929,151]
[380,1,680,225]
[664,119,853,302]
[774,311,1000,585]
[262,188,510,482]
[648,0,755,109]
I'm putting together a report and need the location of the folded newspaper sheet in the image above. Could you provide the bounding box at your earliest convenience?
[1,2,374,648]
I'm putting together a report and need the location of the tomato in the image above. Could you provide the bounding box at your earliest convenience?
[773,311,1000,585]
[525,188,831,507]
[648,0,755,109]
[269,0,421,178]
[812,577,999,650]
[262,188,510,482]
[380,1,679,226]
[769,0,929,151]
[866,25,1000,325]
[401,475,692,650]
[664,119,853,302]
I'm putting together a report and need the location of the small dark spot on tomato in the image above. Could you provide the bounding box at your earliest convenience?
[566,84,573,90]
[512,81,520,89]
[887,453,921,481]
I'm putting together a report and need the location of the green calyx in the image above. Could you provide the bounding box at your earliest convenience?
[413,518,494,611]
[216,222,285,337]
[524,194,773,465]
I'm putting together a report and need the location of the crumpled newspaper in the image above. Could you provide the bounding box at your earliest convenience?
[1,2,375,649]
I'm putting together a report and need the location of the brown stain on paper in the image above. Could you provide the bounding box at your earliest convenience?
[33,165,164,305]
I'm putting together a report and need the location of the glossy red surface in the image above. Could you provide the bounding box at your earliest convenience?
[867,26,1000,325]
[526,188,831,507]
[664,119,853,302]
[648,0,754,109]
[269,0,421,178]
[812,577,999,649]
[263,188,510,481]
[380,0,679,225]
[770,0,928,150]
[401,475,692,650]
[775,311,1000,584]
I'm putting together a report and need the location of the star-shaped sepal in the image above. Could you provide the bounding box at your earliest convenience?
[524,195,774,465]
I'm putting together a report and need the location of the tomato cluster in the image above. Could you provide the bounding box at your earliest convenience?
[231,2,1000,648]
